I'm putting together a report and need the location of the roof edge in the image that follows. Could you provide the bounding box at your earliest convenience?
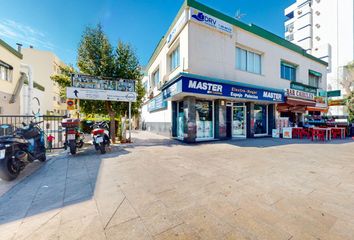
[0,39,23,59]
[187,0,328,66]
[146,0,188,71]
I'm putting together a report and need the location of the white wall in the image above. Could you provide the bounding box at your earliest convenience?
[20,85,46,115]
[141,102,171,124]
[188,21,327,90]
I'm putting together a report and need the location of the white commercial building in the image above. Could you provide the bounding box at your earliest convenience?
[284,0,354,115]
[141,0,327,142]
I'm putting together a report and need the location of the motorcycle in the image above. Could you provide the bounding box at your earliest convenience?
[0,121,46,181]
[91,121,110,154]
[62,118,84,155]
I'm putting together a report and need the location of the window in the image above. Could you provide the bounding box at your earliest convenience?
[152,69,159,87]
[0,61,13,82]
[281,62,297,81]
[286,34,294,41]
[285,23,294,33]
[169,46,180,71]
[236,47,261,74]
[309,70,321,88]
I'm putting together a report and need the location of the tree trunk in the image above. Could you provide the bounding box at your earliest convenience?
[105,101,116,143]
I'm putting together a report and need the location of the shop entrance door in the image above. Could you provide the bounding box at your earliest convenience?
[232,106,246,138]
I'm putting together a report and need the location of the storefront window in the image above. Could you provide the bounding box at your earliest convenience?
[177,102,184,138]
[196,100,213,139]
[254,104,268,135]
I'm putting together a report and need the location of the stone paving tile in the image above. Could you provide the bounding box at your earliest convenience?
[153,223,202,240]
[105,217,152,240]
[0,131,353,239]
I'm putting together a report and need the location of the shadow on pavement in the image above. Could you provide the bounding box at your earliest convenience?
[0,144,129,225]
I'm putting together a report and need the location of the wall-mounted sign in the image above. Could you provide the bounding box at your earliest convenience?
[189,8,233,35]
[285,88,314,100]
[67,99,75,110]
[327,90,341,97]
[328,99,345,106]
[66,87,137,102]
[71,74,135,92]
[163,76,284,102]
[148,94,168,112]
[290,82,317,94]
[163,81,182,99]
[167,10,187,45]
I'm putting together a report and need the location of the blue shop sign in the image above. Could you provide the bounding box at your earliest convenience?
[148,94,168,112]
[182,77,284,102]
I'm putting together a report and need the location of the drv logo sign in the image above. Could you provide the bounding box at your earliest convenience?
[190,8,233,34]
[191,10,216,26]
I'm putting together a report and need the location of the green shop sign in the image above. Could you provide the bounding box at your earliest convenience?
[290,82,317,94]
[327,90,341,97]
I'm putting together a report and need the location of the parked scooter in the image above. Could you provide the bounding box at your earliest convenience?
[0,121,46,181]
[62,118,84,155]
[91,121,110,154]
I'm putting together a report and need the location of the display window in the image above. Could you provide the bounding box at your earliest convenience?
[196,100,214,139]
[177,102,184,139]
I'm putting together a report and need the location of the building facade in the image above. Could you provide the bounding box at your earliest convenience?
[141,0,328,142]
[0,39,24,115]
[20,48,67,115]
[284,0,354,115]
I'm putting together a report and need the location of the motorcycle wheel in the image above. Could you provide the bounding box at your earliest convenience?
[38,154,46,162]
[70,145,77,155]
[99,143,106,154]
[0,157,20,181]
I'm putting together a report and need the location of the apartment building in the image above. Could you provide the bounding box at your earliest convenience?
[20,48,67,115]
[284,0,354,115]
[0,39,24,115]
[141,0,328,142]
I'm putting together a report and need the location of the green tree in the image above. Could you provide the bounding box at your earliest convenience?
[50,65,75,97]
[76,24,144,142]
[342,62,354,122]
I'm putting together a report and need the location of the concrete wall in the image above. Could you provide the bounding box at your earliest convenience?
[188,21,327,90]
[21,48,66,115]
[0,43,22,114]
[141,102,172,136]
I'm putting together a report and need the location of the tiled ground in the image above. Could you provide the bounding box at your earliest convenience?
[0,131,353,240]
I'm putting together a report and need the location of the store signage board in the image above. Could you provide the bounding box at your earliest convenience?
[167,10,187,45]
[163,77,284,102]
[290,82,317,94]
[148,94,168,112]
[285,88,314,101]
[189,8,233,35]
[66,87,137,102]
[163,81,182,99]
[327,90,341,97]
[71,74,135,92]
[328,99,345,106]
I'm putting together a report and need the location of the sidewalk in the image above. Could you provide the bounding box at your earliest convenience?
[0,131,353,239]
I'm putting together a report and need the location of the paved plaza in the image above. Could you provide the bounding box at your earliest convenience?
[0,131,353,240]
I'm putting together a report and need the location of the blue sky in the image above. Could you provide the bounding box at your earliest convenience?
[1,0,293,67]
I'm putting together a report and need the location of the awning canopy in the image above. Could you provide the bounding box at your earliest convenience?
[285,97,316,107]
[306,106,328,112]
